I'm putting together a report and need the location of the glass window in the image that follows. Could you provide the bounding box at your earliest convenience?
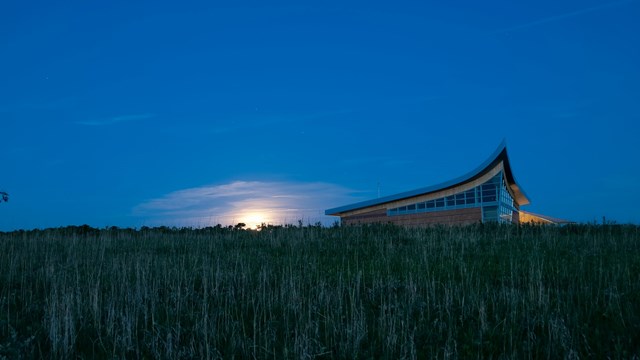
[399,206,407,212]
[436,198,445,207]
[482,186,496,202]
[455,193,465,206]
[475,171,508,205]
[486,173,501,184]
[482,190,496,197]
[483,205,498,222]
[465,190,475,204]
[482,184,495,191]
[426,200,435,209]
[417,203,425,210]
[407,204,416,211]
[446,196,455,207]
[499,206,513,223]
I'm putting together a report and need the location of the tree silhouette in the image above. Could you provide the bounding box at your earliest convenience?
[0,191,7,203]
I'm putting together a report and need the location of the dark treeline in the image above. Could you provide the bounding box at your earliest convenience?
[1,221,638,238]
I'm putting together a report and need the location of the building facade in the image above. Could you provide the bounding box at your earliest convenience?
[326,141,554,226]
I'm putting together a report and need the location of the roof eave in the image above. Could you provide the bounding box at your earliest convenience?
[326,140,530,215]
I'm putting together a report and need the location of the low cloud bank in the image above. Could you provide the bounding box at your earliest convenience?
[133,180,360,228]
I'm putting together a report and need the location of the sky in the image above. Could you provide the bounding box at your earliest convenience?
[1,0,639,230]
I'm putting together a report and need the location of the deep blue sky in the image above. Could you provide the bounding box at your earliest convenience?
[1,0,639,230]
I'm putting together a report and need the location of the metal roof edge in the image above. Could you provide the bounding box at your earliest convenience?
[500,141,530,206]
[326,140,529,215]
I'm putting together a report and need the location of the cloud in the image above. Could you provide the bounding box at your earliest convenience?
[76,113,155,126]
[490,0,635,34]
[132,180,361,228]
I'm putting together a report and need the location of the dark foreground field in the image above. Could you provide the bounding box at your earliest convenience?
[1,224,639,359]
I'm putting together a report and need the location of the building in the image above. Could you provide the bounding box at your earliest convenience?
[518,211,573,225]
[326,141,565,226]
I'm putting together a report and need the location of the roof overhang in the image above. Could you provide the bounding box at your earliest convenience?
[326,140,530,216]
[520,211,573,225]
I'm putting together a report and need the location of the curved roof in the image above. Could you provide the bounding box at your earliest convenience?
[326,140,530,215]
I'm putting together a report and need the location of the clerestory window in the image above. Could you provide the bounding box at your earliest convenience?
[387,171,518,223]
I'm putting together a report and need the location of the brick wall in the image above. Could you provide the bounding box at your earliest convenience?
[342,209,388,226]
[342,207,482,227]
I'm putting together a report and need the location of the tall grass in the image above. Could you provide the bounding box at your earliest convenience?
[1,223,639,358]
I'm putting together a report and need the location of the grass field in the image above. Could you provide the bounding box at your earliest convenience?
[1,223,639,358]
